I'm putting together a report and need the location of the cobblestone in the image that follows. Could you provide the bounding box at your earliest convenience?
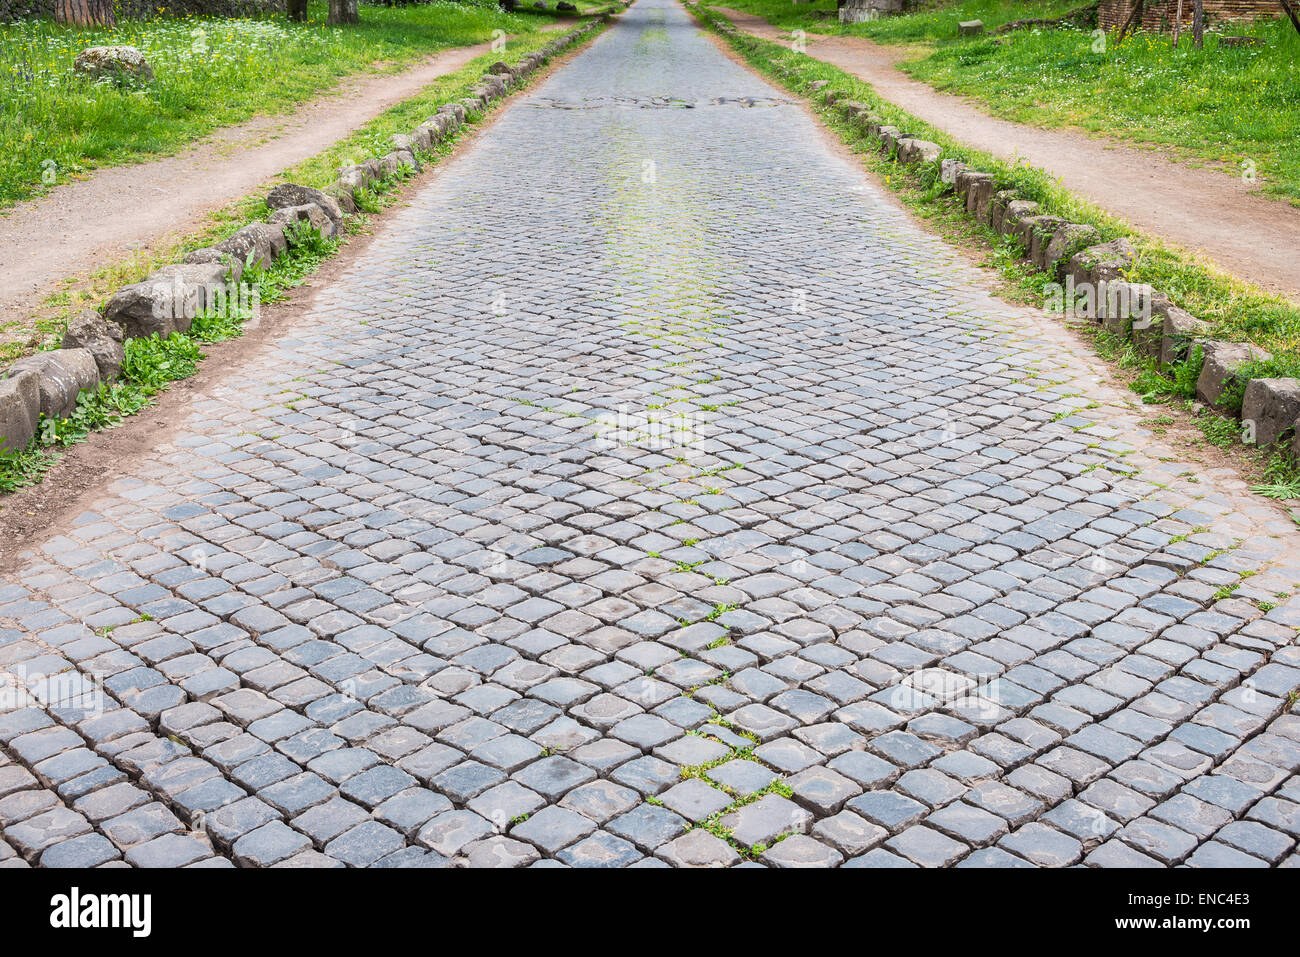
[0,0,1297,870]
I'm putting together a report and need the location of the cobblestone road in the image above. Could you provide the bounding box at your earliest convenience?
[4,0,1300,869]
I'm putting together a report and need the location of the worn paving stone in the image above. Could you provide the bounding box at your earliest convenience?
[1,0,1299,870]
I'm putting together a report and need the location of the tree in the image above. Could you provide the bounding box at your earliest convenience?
[288,0,308,21]
[55,0,115,27]
[1117,0,1145,39]
[1281,0,1300,37]
[328,0,359,23]
[1192,0,1204,47]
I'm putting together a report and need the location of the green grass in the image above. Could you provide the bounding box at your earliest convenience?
[0,0,560,209]
[712,0,1300,203]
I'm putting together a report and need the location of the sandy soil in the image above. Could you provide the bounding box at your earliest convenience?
[716,8,1300,305]
[0,32,561,331]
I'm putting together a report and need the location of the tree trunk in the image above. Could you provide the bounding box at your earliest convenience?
[328,0,359,24]
[1171,0,1183,47]
[1117,0,1144,38]
[1280,0,1300,37]
[1192,0,1204,47]
[287,0,308,21]
[55,0,115,27]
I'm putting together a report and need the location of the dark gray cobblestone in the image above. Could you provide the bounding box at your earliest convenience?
[2,0,1300,867]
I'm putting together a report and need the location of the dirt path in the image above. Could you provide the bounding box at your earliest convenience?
[716,7,1300,304]
[0,33,554,329]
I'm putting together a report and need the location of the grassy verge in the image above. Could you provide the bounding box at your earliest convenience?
[691,2,1300,502]
[0,23,603,496]
[713,0,1300,203]
[0,0,562,209]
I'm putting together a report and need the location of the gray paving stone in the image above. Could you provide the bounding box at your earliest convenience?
[4,0,1300,870]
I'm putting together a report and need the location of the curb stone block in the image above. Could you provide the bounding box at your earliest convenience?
[897,138,941,165]
[1066,236,1136,288]
[266,184,343,228]
[389,132,418,154]
[1196,340,1271,409]
[191,221,284,275]
[0,368,40,454]
[877,126,901,154]
[408,127,434,152]
[1044,223,1099,280]
[62,309,125,381]
[962,173,995,222]
[1096,280,1155,334]
[387,149,420,174]
[1241,378,1300,447]
[324,184,357,216]
[106,262,226,340]
[6,348,100,420]
[337,164,375,194]
[269,203,337,242]
[183,247,244,284]
[1026,216,1066,269]
[988,189,1018,233]
[1000,200,1040,241]
[958,19,984,35]
[1155,304,1211,366]
[939,158,968,188]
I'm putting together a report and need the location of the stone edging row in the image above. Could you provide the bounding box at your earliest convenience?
[706,12,1300,462]
[0,15,609,460]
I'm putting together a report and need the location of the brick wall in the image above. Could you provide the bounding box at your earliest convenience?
[1098,0,1281,30]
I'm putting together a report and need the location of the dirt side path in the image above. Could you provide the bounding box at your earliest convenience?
[0,32,557,329]
[715,7,1300,304]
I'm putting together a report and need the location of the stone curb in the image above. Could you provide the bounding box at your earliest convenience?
[0,20,605,459]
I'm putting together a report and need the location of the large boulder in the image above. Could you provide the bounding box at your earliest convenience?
[1196,340,1270,411]
[7,348,100,420]
[62,309,125,381]
[266,184,344,229]
[269,203,336,242]
[73,46,153,83]
[0,368,40,454]
[1241,378,1300,448]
